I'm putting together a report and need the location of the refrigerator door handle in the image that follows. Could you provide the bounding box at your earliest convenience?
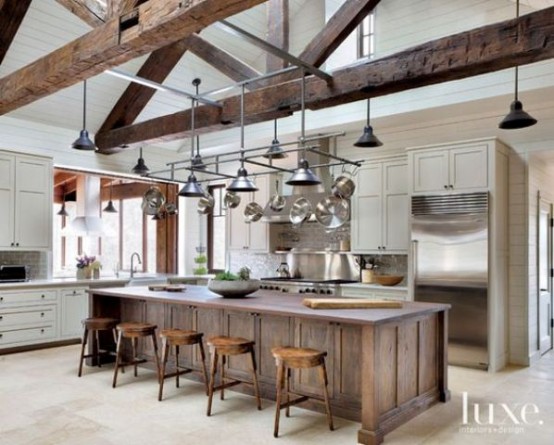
[412,240,418,285]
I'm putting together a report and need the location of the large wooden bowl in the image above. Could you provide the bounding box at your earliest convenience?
[374,275,404,286]
[207,279,260,298]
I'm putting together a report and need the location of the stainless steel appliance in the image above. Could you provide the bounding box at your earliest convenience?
[0,265,29,282]
[259,278,357,296]
[411,192,489,370]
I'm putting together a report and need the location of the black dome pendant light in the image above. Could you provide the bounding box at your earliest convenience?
[499,0,537,130]
[262,119,287,159]
[227,84,258,193]
[179,95,205,197]
[286,69,321,186]
[103,180,118,213]
[57,186,69,217]
[131,147,150,175]
[71,80,96,151]
[354,98,383,147]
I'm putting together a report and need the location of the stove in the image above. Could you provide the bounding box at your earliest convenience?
[259,278,358,296]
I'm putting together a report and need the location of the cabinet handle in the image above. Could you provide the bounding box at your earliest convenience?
[40,329,45,334]
[41,312,45,317]
[449,185,454,189]
[10,242,14,247]
[0,316,3,321]
[0,297,3,301]
[16,242,19,247]
[73,290,77,295]
[41,294,45,299]
[443,185,448,189]
[0,333,3,338]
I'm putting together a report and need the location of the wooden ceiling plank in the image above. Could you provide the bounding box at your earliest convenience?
[97,39,189,134]
[0,0,33,66]
[0,0,267,115]
[95,6,554,150]
[55,0,106,27]
[266,0,289,72]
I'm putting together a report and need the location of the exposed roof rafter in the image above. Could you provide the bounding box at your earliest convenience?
[0,0,33,65]
[55,0,106,27]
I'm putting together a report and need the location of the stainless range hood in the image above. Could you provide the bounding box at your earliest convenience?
[261,138,334,223]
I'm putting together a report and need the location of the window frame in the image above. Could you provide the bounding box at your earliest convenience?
[207,184,227,274]
[357,11,376,60]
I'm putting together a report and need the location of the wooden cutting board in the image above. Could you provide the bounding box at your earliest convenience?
[302,298,403,309]
[148,284,186,292]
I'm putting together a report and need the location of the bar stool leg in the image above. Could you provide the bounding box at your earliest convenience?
[198,341,209,395]
[285,367,291,417]
[158,338,169,402]
[274,360,285,438]
[112,330,124,388]
[207,350,219,416]
[318,361,334,431]
[151,332,161,383]
[220,355,226,400]
[78,327,89,377]
[94,330,101,367]
[250,348,262,410]
[175,345,180,388]
[132,337,138,377]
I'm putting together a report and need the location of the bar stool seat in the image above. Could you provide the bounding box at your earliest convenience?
[158,328,209,401]
[271,346,334,438]
[78,317,119,377]
[112,322,160,388]
[206,335,262,415]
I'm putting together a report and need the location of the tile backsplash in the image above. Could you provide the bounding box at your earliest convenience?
[0,251,50,279]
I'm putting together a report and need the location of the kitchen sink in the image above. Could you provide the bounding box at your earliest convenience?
[124,274,168,286]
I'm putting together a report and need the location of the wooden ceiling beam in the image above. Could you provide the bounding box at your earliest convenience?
[0,0,267,115]
[95,6,554,150]
[0,0,33,65]
[266,0,289,72]
[55,0,106,27]
[98,33,261,134]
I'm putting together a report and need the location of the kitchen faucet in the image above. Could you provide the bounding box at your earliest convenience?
[130,252,142,278]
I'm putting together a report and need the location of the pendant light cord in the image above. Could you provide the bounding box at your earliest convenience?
[514,0,520,101]
[274,119,278,140]
[82,80,87,130]
[194,80,201,157]
[366,98,371,126]
[190,98,196,161]
[240,83,245,167]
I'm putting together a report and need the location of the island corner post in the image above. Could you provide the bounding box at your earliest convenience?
[88,286,450,445]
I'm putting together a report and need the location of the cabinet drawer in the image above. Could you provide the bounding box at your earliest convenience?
[0,306,56,327]
[0,325,56,346]
[0,290,57,306]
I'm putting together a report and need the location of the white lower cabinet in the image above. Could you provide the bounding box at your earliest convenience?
[60,287,88,339]
[0,286,89,350]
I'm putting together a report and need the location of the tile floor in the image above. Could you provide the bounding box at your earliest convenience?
[0,345,552,444]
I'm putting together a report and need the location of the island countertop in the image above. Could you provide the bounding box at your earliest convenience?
[89,285,448,326]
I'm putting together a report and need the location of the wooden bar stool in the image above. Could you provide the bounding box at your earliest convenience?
[271,346,334,438]
[158,328,209,401]
[78,317,119,377]
[112,322,161,388]
[206,336,262,416]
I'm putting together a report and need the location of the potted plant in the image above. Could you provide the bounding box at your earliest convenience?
[76,254,96,279]
[208,266,259,298]
[193,253,208,276]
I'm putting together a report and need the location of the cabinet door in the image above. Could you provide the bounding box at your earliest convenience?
[352,164,382,252]
[167,304,194,368]
[0,154,15,248]
[292,318,334,398]
[333,323,362,407]
[60,288,88,339]
[449,144,488,191]
[192,307,222,369]
[382,161,409,252]
[223,310,256,380]
[256,314,292,385]
[227,191,251,250]
[411,150,448,193]
[14,157,52,249]
[248,175,269,252]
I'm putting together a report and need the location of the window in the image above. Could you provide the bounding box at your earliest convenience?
[358,12,375,59]
[207,184,227,273]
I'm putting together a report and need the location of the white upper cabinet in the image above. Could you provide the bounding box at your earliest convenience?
[0,151,52,250]
[409,142,488,194]
[227,175,270,252]
[352,158,409,254]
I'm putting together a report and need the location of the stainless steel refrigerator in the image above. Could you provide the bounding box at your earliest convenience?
[411,192,489,370]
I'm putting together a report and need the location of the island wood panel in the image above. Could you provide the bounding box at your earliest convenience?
[192,306,223,371]
[88,287,449,445]
[222,309,256,380]
[167,303,194,368]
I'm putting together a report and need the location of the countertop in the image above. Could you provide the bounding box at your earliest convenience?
[0,274,214,290]
[89,285,447,326]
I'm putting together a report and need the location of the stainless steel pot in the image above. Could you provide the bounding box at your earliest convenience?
[142,186,166,215]
[244,202,264,222]
[197,194,214,214]
[332,175,356,199]
[315,195,349,229]
[289,197,312,225]
[269,180,286,212]
[224,191,241,209]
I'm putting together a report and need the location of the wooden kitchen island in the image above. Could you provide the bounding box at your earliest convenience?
[88,286,450,445]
